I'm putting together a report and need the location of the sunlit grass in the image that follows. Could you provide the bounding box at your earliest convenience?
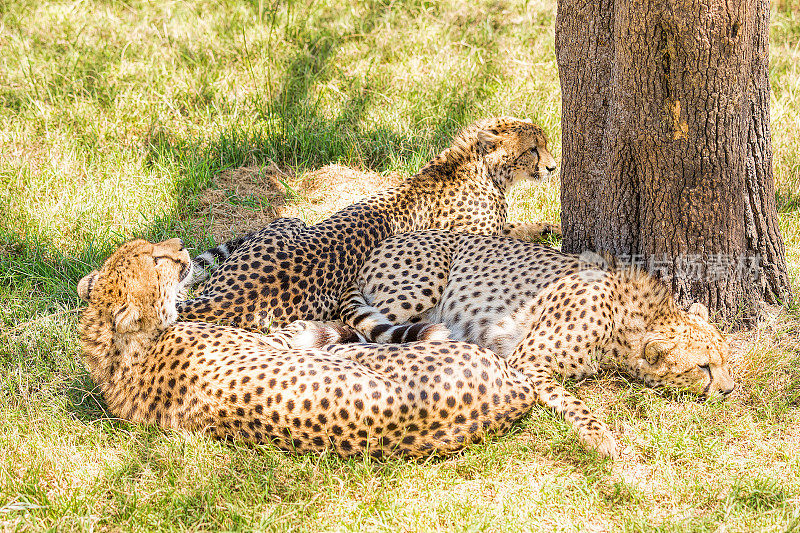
[771,7,800,213]
[0,0,799,531]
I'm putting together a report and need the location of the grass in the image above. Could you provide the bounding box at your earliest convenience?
[1,0,799,530]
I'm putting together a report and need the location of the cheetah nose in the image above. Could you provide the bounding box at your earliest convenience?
[546,164,557,173]
[707,382,735,398]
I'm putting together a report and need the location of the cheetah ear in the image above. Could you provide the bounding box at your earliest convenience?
[77,270,100,302]
[644,340,672,365]
[112,302,142,333]
[477,129,500,149]
[688,302,709,321]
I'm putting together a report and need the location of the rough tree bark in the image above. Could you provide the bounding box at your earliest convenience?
[556,0,792,323]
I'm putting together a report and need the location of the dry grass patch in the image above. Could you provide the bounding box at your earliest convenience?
[296,164,404,220]
[188,162,404,243]
[192,164,294,243]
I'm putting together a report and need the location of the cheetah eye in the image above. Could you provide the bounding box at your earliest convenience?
[154,255,190,281]
[517,146,538,162]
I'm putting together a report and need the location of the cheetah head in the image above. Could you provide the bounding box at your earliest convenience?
[636,303,735,398]
[78,238,192,334]
[477,117,557,185]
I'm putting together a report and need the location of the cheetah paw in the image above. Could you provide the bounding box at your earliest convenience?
[581,426,618,459]
[505,222,562,242]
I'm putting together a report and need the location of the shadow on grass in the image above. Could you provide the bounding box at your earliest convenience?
[61,369,115,424]
[144,0,502,178]
[776,187,800,213]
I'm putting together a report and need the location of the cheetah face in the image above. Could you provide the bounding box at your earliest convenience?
[478,117,556,185]
[637,304,735,397]
[78,238,192,331]
[150,238,193,305]
[478,119,557,185]
[511,131,557,184]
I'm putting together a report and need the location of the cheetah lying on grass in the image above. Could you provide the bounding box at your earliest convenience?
[339,231,736,456]
[79,238,546,458]
[178,117,558,332]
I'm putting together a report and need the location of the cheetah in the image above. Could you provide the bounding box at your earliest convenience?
[339,231,736,456]
[177,117,558,332]
[78,238,543,458]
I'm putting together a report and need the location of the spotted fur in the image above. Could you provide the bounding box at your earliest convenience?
[178,117,557,332]
[79,238,542,458]
[339,231,736,456]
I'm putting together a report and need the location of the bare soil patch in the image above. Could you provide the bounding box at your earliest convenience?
[189,163,404,243]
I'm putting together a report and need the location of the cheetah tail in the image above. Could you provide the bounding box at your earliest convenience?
[308,321,369,346]
[187,234,251,288]
[338,284,452,344]
[266,320,368,350]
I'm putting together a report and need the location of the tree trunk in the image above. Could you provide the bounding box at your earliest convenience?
[556,0,792,323]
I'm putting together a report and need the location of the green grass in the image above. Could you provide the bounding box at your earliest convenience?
[1,0,799,531]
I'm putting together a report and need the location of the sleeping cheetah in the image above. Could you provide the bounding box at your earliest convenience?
[339,231,736,456]
[177,117,558,332]
[78,238,542,458]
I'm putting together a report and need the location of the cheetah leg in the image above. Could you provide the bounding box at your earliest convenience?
[342,232,456,343]
[522,363,617,458]
[507,297,617,457]
[177,296,231,324]
[178,289,338,332]
[356,231,456,326]
[338,283,451,343]
[501,222,562,242]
